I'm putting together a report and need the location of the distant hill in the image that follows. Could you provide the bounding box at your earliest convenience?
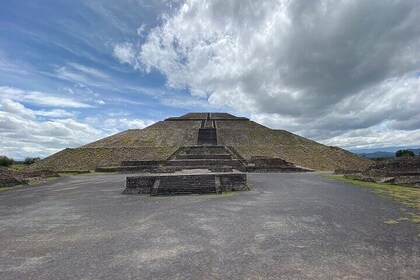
[408,148,420,156]
[354,148,420,158]
[357,151,394,158]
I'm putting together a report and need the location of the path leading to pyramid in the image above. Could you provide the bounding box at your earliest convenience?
[0,173,418,279]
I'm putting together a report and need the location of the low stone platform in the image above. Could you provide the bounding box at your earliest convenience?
[123,169,248,196]
[340,158,420,186]
[245,156,311,172]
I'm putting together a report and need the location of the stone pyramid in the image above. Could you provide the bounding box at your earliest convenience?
[29,112,371,171]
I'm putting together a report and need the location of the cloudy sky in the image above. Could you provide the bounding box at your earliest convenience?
[1,0,419,159]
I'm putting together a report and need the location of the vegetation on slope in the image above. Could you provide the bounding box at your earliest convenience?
[30,117,371,171]
[216,120,372,170]
[83,121,201,148]
[29,121,200,171]
[28,147,178,171]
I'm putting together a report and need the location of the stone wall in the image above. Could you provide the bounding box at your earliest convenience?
[343,158,420,186]
[123,172,248,195]
[0,169,22,187]
[245,156,310,172]
[363,158,420,177]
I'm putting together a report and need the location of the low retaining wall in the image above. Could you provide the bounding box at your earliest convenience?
[245,157,310,172]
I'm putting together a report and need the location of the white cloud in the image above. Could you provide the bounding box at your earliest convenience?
[34,109,75,118]
[0,100,105,159]
[103,118,155,130]
[160,95,221,110]
[55,63,110,88]
[67,63,109,79]
[0,99,34,118]
[321,126,420,150]
[0,97,156,159]
[0,86,93,108]
[130,0,420,149]
[137,23,147,37]
[113,42,139,68]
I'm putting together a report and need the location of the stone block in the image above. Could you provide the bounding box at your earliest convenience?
[123,171,248,195]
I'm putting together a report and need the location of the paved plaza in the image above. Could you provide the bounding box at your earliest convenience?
[0,173,418,279]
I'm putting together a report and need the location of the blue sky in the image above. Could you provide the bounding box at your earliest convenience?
[0,0,211,120]
[1,0,419,159]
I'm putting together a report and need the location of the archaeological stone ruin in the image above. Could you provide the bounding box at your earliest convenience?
[120,113,279,195]
[120,113,312,195]
[26,112,373,195]
[341,157,420,186]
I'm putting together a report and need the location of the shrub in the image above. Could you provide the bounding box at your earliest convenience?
[23,157,41,165]
[395,149,415,158]
[0,156,14,167]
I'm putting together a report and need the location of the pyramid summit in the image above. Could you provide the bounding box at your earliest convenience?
[29,112,371,172]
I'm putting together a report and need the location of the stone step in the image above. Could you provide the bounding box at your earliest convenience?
[159,166,237,173]
[160,178,214,187]
[184,149,229,155]
[165,159,243,167]
[124,172,248,195]
[121,160,163,166]
[183,145,227,151]
[156,187,216,195]
[155,175,217,195]
[175,154,233,160]
[96,166,155,172]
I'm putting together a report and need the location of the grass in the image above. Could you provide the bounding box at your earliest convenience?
[324,174,420,225]
[0,184,24,191]
[11,163,27,170]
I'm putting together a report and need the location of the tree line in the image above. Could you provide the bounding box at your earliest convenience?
[395,149,417,158]
[0,156,41,167]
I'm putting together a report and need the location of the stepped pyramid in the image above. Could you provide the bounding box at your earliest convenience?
[29,112,371,172]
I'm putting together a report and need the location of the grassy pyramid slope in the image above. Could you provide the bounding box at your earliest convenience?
[216,120,371,170]
[29,121,200,171]
[83,120,201,148]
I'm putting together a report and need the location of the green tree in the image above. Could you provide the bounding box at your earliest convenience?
[0,156,14,167]
[395,149,415,158]
[23,157,41,165]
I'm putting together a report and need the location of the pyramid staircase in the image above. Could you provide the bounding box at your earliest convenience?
[197,113,217,145]
[165,146,245,172]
